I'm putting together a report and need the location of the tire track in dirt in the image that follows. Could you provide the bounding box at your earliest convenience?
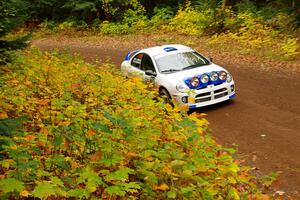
[33,41,300,197]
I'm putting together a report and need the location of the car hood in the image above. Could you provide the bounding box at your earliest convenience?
[160,63,226,84]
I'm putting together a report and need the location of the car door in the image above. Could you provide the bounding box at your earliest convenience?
[129,53,156,79]
[141,53,156,83]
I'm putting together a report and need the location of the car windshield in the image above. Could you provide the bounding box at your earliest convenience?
[154,51,210,73]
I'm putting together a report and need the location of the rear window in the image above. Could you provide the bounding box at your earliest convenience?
[131,53,143,68]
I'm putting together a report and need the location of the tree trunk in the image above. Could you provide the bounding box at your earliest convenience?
[222,0,227,10]
[292,0,295,9]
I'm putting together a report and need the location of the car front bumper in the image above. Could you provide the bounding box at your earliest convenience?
[172,81,235,109]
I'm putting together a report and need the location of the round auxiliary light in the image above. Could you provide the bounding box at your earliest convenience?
[200,74,209,84]
[210,71,219,81]
[219,71,227,81]
[227,73,233,83]
[176,82,189,93]
[190,77,200,87]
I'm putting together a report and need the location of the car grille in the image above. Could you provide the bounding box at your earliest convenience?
[214,88,227,94]
[195,87,229,103]
[196,92,210,98]
[215,92,228,99]
[195,97,211,103]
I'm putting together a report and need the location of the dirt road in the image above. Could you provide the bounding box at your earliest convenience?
[33,38,300,197]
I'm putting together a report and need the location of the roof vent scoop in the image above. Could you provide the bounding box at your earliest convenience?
[163,47,178,52]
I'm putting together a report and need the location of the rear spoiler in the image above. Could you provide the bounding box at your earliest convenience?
[124,50,140,61]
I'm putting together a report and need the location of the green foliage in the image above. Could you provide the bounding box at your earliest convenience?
[0,48,267,199]
[38,20,57,31]
[26,0,299,61]
[58,18,88,30]
[0,116,27,137]
[67,188,90,199]
[31,181,66,199]
[0,0,28,36]
[0,116,27,154]
[209,9,300,60]
[281,38,299,60]
[0,178,24,194]
[149,6,174,30]
[163,2,212,36]
[0,0,29,64]
[92,0,149,34]
[236,0,257,14]
[62,1,98,19]
[152,6,174,21]
[99,21,132,35]
[261,172,280,188]
[122,10,148,32]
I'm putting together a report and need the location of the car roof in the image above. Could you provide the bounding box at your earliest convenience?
[142,44,193,57]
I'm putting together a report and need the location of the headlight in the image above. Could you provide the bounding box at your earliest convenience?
[210,71,219,81]
[200,74,209,84]
[226,73,233,83]
[190,77,200,87]
[176,82,190,93]
[219,71,227,81]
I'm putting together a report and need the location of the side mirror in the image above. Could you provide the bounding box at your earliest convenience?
[145,70,157,77]
[208,57,213,62]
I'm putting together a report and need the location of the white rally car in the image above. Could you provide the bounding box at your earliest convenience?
[121,44,235,109]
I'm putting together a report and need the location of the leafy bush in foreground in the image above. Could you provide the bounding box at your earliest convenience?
[0,48,266,199]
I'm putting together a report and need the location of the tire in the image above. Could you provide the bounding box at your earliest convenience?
[159,88,173,106]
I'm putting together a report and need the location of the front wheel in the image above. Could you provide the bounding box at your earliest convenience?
[159,88,173,106]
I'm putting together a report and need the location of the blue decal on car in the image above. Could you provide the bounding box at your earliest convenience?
[125,50,140,61]
[189,105,197,109]
[163,47,178,52]
[184,71,226,89]
[229,93,236,99]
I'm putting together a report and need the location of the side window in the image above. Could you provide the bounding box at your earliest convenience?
[141,54,155,72]
[131,53,143,69]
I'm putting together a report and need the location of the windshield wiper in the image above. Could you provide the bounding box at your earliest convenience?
[161,69,181,73]
[182,63,209,70]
